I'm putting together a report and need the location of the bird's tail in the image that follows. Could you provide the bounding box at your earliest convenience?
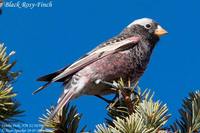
[33,66,71,95]
[50,76,85,118]
[32,81,52,95]
[49,74,87,119]
[50,88,75,118]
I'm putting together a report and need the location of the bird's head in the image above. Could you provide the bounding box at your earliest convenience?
[125,18,167,38]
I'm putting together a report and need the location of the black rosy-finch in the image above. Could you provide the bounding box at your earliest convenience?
[34,18,167,117]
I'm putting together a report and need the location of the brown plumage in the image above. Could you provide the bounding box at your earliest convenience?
[34,18,167,118]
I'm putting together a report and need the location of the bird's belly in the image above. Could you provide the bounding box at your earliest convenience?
[90,51,137,81]
[79,51,146,95]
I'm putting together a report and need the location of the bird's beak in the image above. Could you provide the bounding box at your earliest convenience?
[154,25,168,36]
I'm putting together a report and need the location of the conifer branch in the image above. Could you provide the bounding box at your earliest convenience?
[0,44,23,131]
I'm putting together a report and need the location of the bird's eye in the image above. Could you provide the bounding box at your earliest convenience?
[145,24,151,29]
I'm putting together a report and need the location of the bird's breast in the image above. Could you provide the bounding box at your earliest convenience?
[77,48,152,95]
[88,49,148,82]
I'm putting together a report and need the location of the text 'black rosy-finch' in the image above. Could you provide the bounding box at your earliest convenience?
[34,18,167,117]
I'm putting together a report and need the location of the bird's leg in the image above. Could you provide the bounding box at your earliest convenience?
[95,79,118,88]
[95,79,136,113]
[95,79,121,108]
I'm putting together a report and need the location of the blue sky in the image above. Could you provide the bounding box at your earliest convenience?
[0,0,200,131]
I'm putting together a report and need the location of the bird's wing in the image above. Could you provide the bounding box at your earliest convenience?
[33,66,70,95]
[37,66,69,82]
[52,36,140,82]
[34,36,140,95]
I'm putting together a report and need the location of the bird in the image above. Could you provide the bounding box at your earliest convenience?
[34,18,167,117]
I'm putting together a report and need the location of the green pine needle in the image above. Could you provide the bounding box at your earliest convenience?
[0,44,23,131]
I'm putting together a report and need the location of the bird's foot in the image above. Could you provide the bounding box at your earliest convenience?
[95,79,118,88]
